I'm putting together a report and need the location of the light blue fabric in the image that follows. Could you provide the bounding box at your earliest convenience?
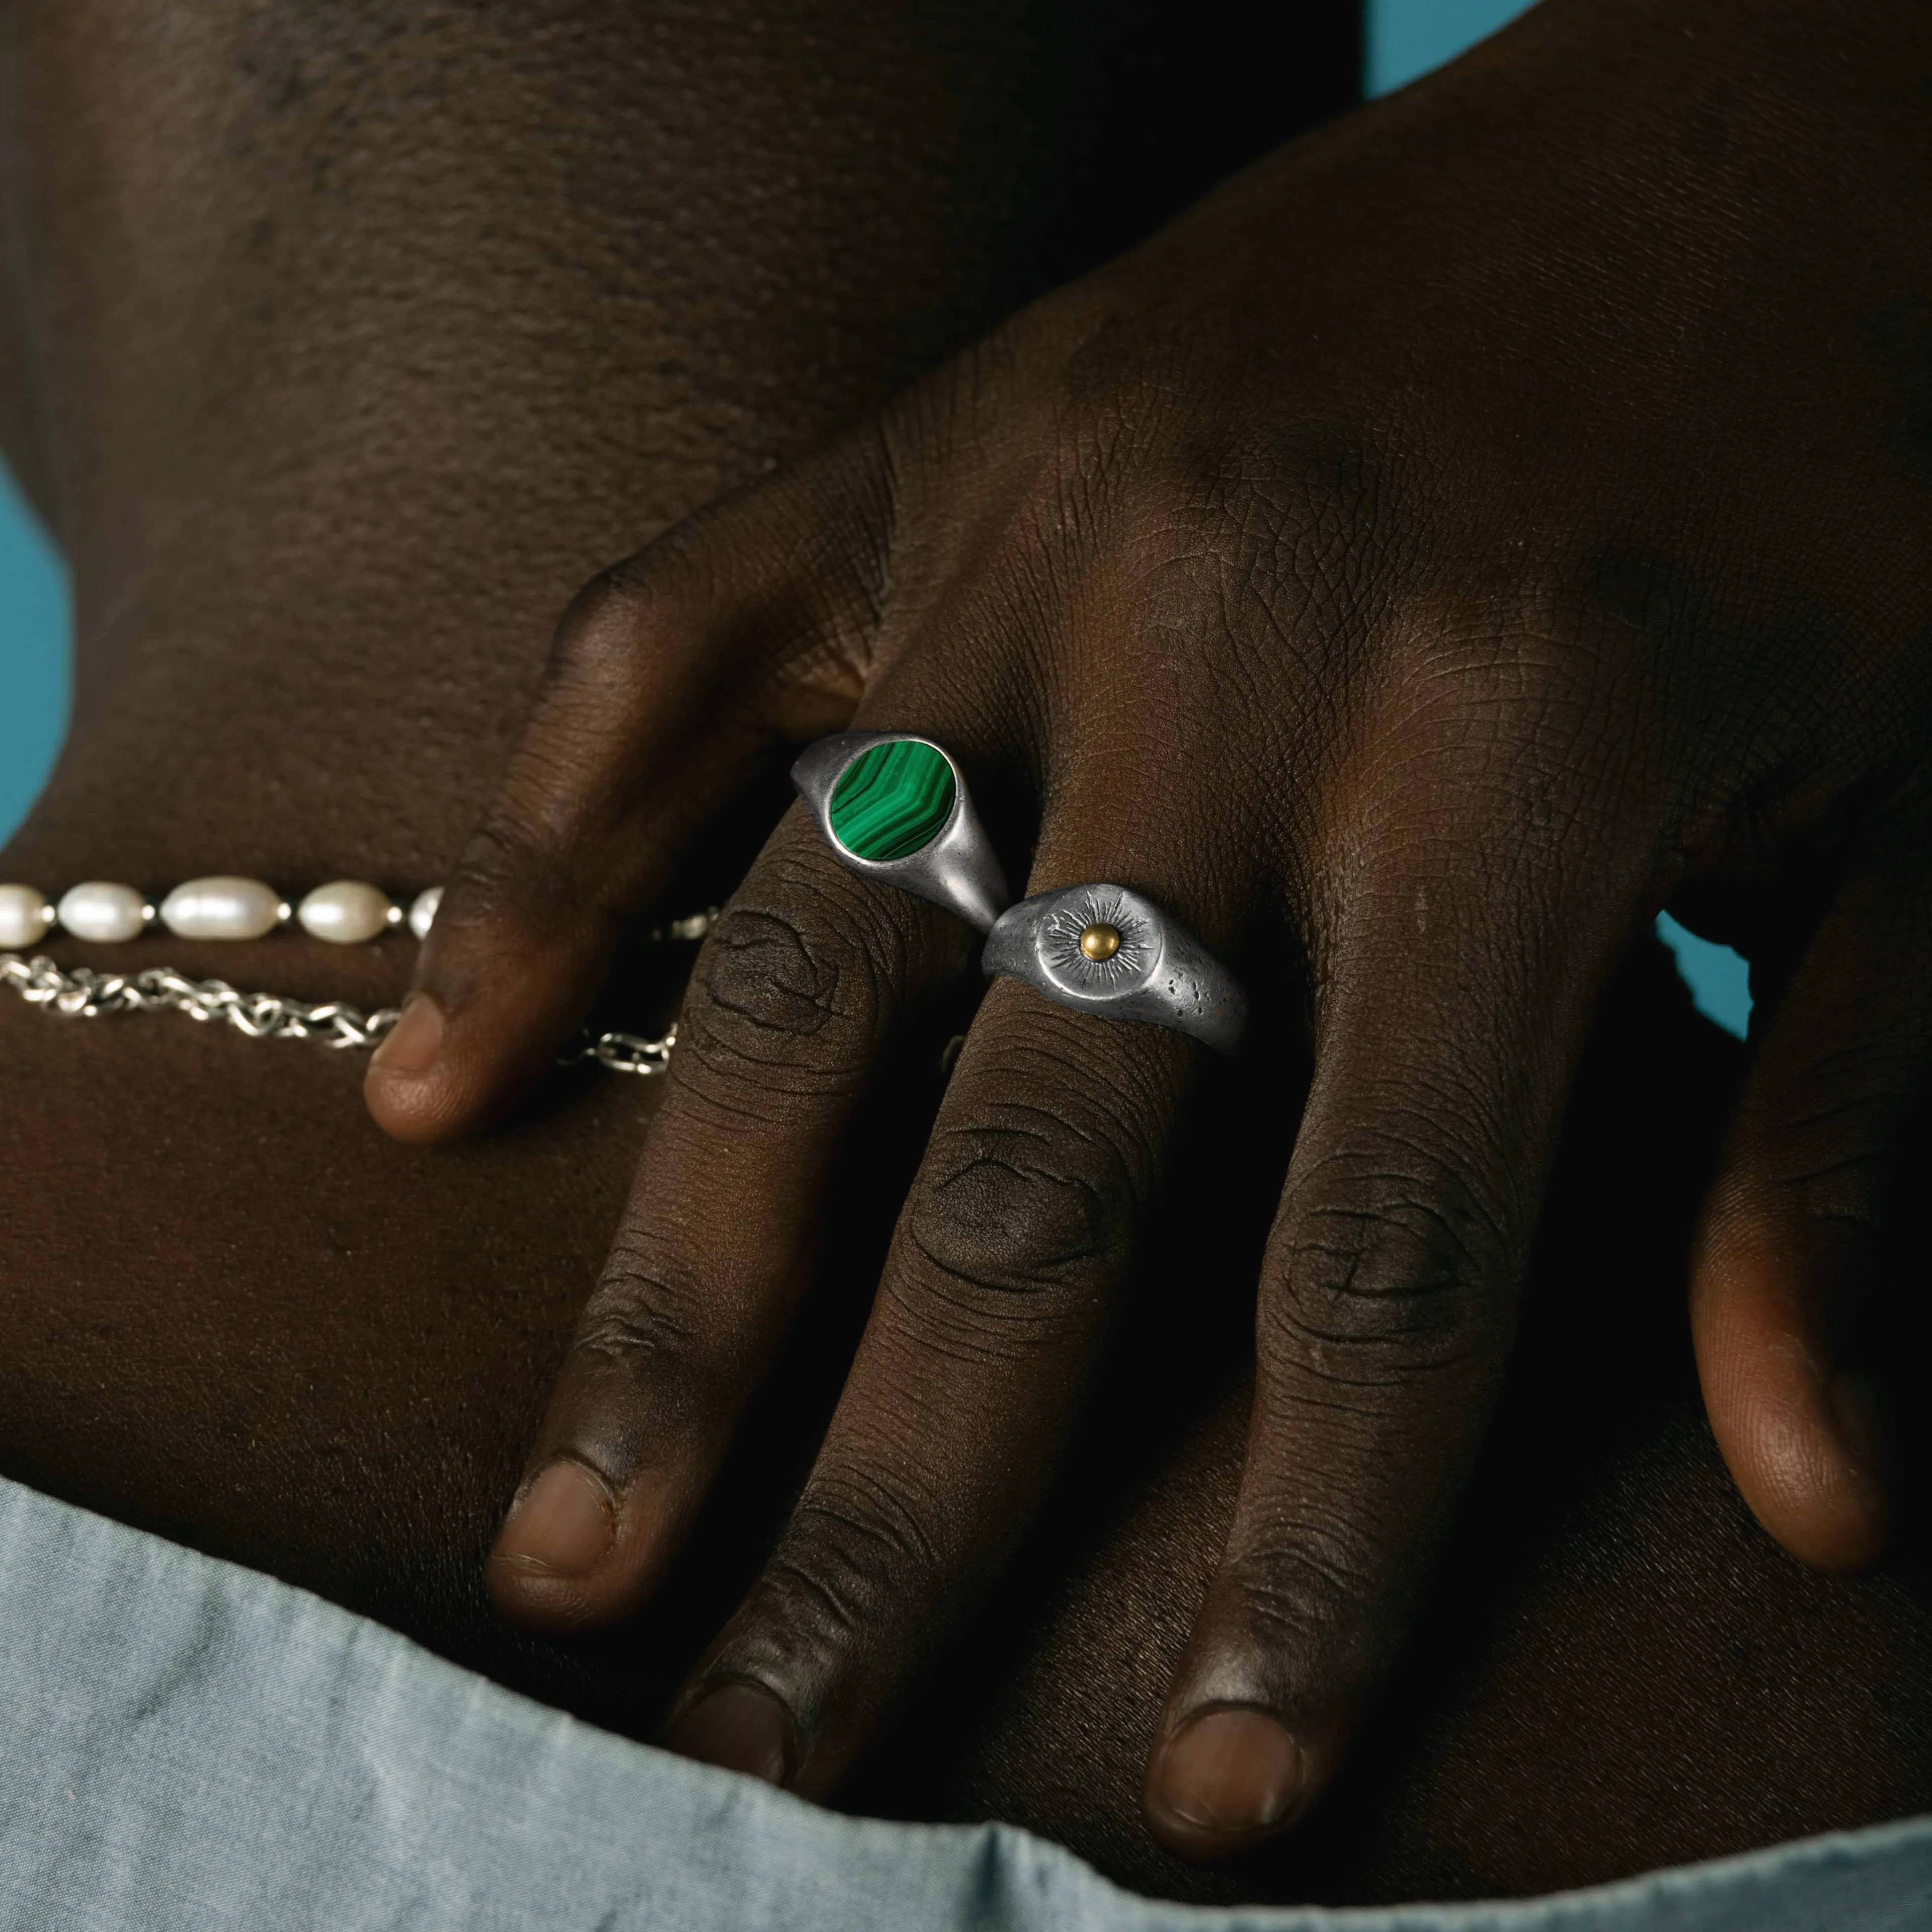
[0,1474,1926,1931]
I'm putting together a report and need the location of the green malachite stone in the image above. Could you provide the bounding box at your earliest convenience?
[829,740,956,861]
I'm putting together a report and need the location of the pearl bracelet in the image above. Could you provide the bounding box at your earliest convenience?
[0,877,444,949]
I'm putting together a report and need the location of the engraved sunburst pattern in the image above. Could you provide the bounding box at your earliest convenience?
[1037,886,1159,996]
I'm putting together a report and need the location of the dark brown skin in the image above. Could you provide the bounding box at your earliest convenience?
[0,0,1927,1909]
[364,0,1932,1865]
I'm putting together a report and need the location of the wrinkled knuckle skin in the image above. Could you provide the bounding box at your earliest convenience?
[794,1474,947,1610]
[1750,1041,1924,1235]
[1777,1142,1894,1242]
[905,1116,1127,1302]
[1216,1535,1405,1707]
[561,1260,732,1437]
[699,907,848,1041]
[573,1275,703,1377]
[738,1477,951,1692]
[1267,1165,1506,1393]
[667,874,896,1113]
[441,818,525,917]
[665,810,956,1113]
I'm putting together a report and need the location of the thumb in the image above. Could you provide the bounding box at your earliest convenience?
[367,449,888,1143]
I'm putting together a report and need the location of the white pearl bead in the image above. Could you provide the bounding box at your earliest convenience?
[56,881,150,943]
[158,876,286,941]
[0,884,55,950]
[297,880,396,944]
[408,885,442,941]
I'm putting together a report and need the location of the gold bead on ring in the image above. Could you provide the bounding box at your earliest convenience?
[982,883,1248,1053]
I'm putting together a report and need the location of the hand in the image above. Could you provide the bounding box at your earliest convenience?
[366,0,1932,1858]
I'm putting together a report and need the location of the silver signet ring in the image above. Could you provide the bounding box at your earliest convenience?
[982,882,1247,1053]
[792,731,1012,933]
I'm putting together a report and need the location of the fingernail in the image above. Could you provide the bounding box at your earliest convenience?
[371,994,445,1077]
[1154,1707,1304,1837]
[1830,1370,1893,1485]
[666,1682,796,1787]
[495,1461,616,1576]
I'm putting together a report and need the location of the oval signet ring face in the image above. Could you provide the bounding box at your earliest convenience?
[792,731,1012,933]
[982,882,1247,1052]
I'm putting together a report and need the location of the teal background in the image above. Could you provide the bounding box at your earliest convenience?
[0,464,65,849]
[0,0,1748,1036]
[1366,0,1532,94]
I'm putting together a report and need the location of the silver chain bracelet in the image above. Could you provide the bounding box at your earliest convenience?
[0,904,719,1076]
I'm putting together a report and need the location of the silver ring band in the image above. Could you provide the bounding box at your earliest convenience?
[792,731,1011,933]
[981,882,1246,1053]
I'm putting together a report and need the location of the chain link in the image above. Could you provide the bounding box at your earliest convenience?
[0,907,717,1076]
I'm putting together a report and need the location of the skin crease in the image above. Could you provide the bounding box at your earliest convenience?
[0,0,1926,1908]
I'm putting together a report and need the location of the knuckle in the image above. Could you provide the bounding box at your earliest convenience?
[540,566,669,723]
[1218,1531,1399,1699]
[905,1108,1130,1302]
[759,1472,949,1652]
[799,1469,947,1596]
[575,1264,704,1375]
[549,538,707,682]
[1790,1159,1890,1237]
[1758,1119,1900,1238]
[1159,415,1405,612]
[553,559,648,665]
[464,793,571,885]
[549,471,882,731]
[565,1253,735,1431]
[440,817,524,912]
[433,730,645,955]
[1267,1146,1508,1391]
[1731,1037,1927,1234]
[574,1301,698,1372]
[697,906,849,1041]
[672,862,903,1110]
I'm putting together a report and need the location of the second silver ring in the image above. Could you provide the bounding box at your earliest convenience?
[982,882,1247,1053]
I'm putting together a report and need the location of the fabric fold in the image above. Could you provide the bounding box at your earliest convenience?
[0,1475,1924,1932]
